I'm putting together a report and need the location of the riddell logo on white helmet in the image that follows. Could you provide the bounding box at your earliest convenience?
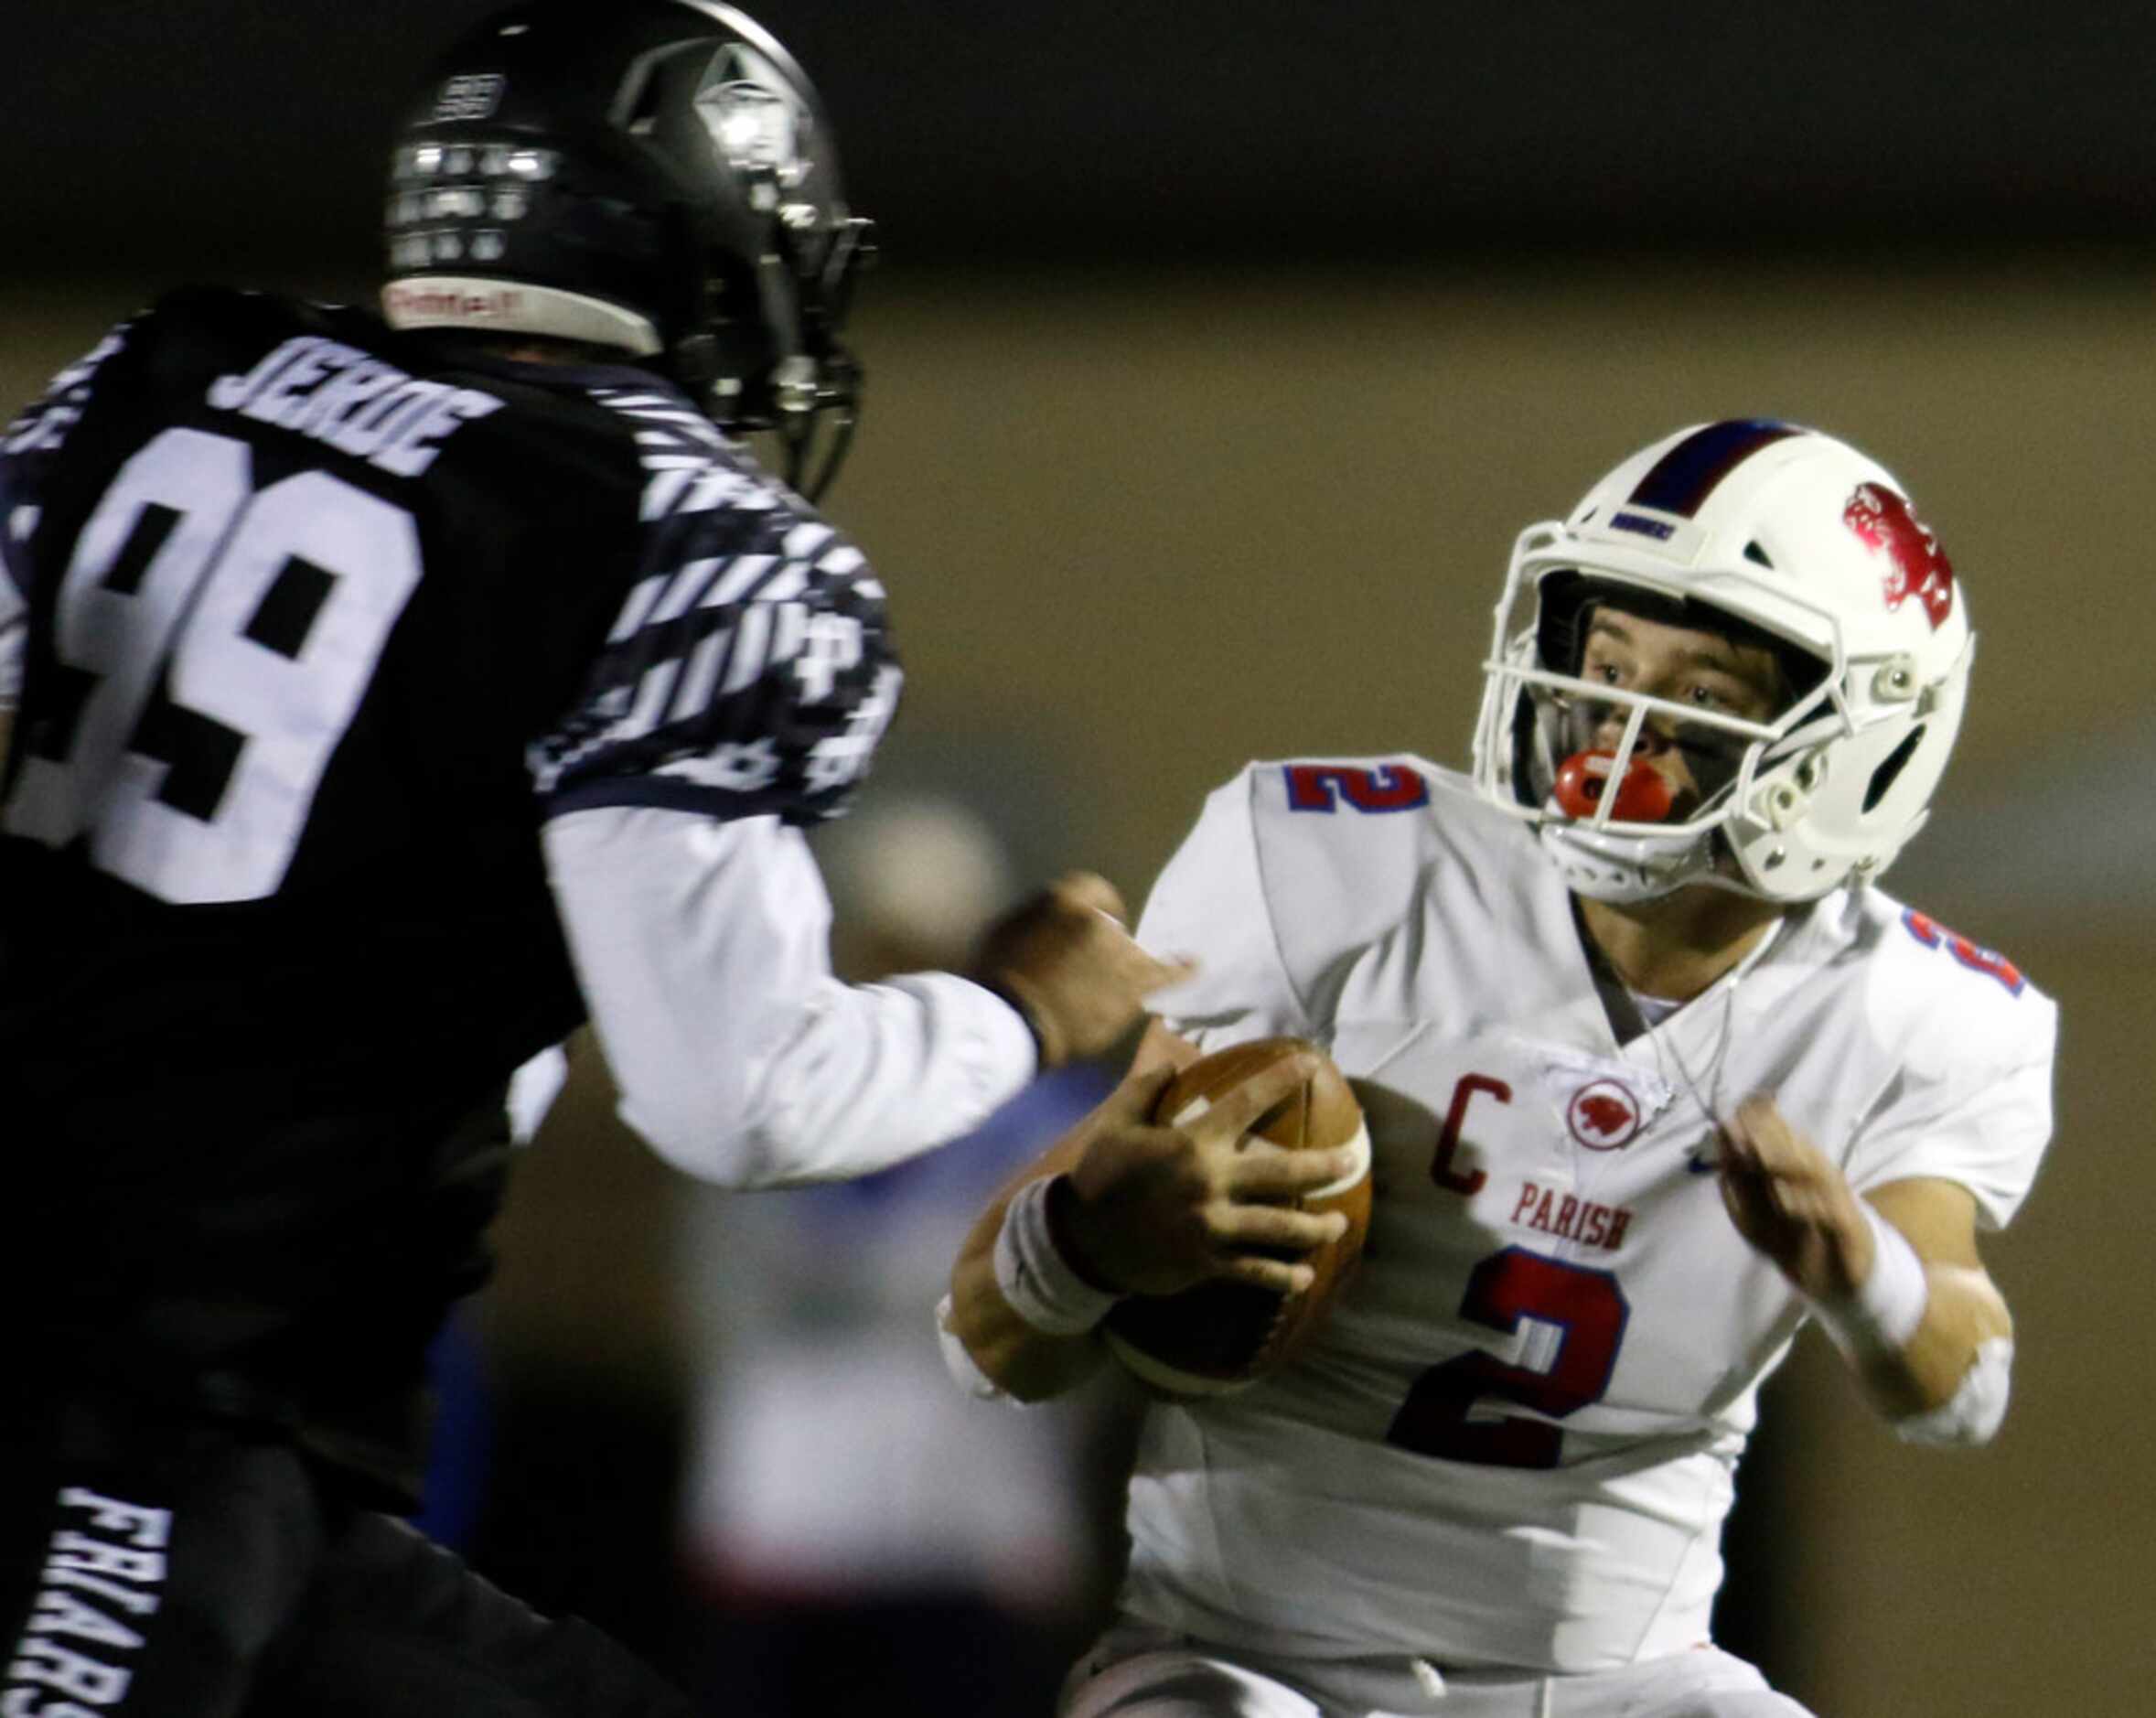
[384,284,527,324]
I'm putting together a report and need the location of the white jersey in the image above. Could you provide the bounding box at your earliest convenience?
[1122,758,2055,1674]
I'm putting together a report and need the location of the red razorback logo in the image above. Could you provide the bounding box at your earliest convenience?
[1843,482,1954,629]
[1567,1079,1642,1151]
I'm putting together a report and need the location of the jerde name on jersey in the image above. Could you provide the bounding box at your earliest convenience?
[207,333,501,478]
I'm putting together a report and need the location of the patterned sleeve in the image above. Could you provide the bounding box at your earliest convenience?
[4,324,134,472]
[527,392,901,827]
[0,469,22,712]
[0,577,19,715]
[2,321,139,714]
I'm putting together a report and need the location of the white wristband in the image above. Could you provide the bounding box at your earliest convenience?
[1810,1200,1929,1356]
[992,1176,1123,1336]
[1894,1335,2012,1447]
[935,1294,1014,1403]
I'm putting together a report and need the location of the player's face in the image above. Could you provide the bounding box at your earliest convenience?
[1574,606,1786,814]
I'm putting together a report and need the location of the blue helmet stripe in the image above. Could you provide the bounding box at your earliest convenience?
[1626,419,1799,519]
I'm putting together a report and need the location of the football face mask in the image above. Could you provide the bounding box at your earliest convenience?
[1493,577,1829,901]
[1471,421,1977,905]
[1545,591,1799,816]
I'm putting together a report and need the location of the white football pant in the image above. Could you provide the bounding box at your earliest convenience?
[1060,1620,1815,1718]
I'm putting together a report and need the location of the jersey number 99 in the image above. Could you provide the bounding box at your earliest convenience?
[4,427,421,902]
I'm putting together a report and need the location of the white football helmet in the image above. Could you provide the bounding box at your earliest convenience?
[1472,420,1975,903]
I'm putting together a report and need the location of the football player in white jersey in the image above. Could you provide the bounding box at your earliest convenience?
[941,421,2056,1718]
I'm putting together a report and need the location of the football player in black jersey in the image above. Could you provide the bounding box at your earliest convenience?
[0,4,1179,1712]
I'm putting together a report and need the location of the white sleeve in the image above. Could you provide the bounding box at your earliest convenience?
[1134,768,1314,1043]
[542,804,1038,1187]
[1844,983,2058,1231]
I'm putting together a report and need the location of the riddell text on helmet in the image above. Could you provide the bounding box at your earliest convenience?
[382,284,527,325]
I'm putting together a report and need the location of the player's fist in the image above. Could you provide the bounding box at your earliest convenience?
[1055,1053,1357,1299]
[1714,1093,1875,1302]
[971,873,1192,1068]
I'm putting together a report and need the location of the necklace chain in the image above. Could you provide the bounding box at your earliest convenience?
[1646,979,1741,1126]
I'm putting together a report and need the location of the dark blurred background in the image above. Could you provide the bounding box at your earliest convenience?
[7,4,2153,1714]
[15,2,2156,274]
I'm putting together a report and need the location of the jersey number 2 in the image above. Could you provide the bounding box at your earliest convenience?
[4,427,421,902]
[1385,1248,1629,1469]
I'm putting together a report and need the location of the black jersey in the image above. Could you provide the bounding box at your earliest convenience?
[0,287,899,1494]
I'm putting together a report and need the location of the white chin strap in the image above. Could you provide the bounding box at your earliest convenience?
[381,277,664,358]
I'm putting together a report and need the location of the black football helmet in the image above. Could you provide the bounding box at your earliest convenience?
[381,0,873,497]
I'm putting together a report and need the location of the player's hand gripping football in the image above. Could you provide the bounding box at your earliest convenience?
[1714,1093,1876,1303]
[1054,1054,1357,1298]
[971,873,1193,1068]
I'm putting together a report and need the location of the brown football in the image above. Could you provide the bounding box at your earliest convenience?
[1100,1036,1371,1395]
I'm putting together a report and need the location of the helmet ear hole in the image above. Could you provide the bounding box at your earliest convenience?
[1862,725,1925,813]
